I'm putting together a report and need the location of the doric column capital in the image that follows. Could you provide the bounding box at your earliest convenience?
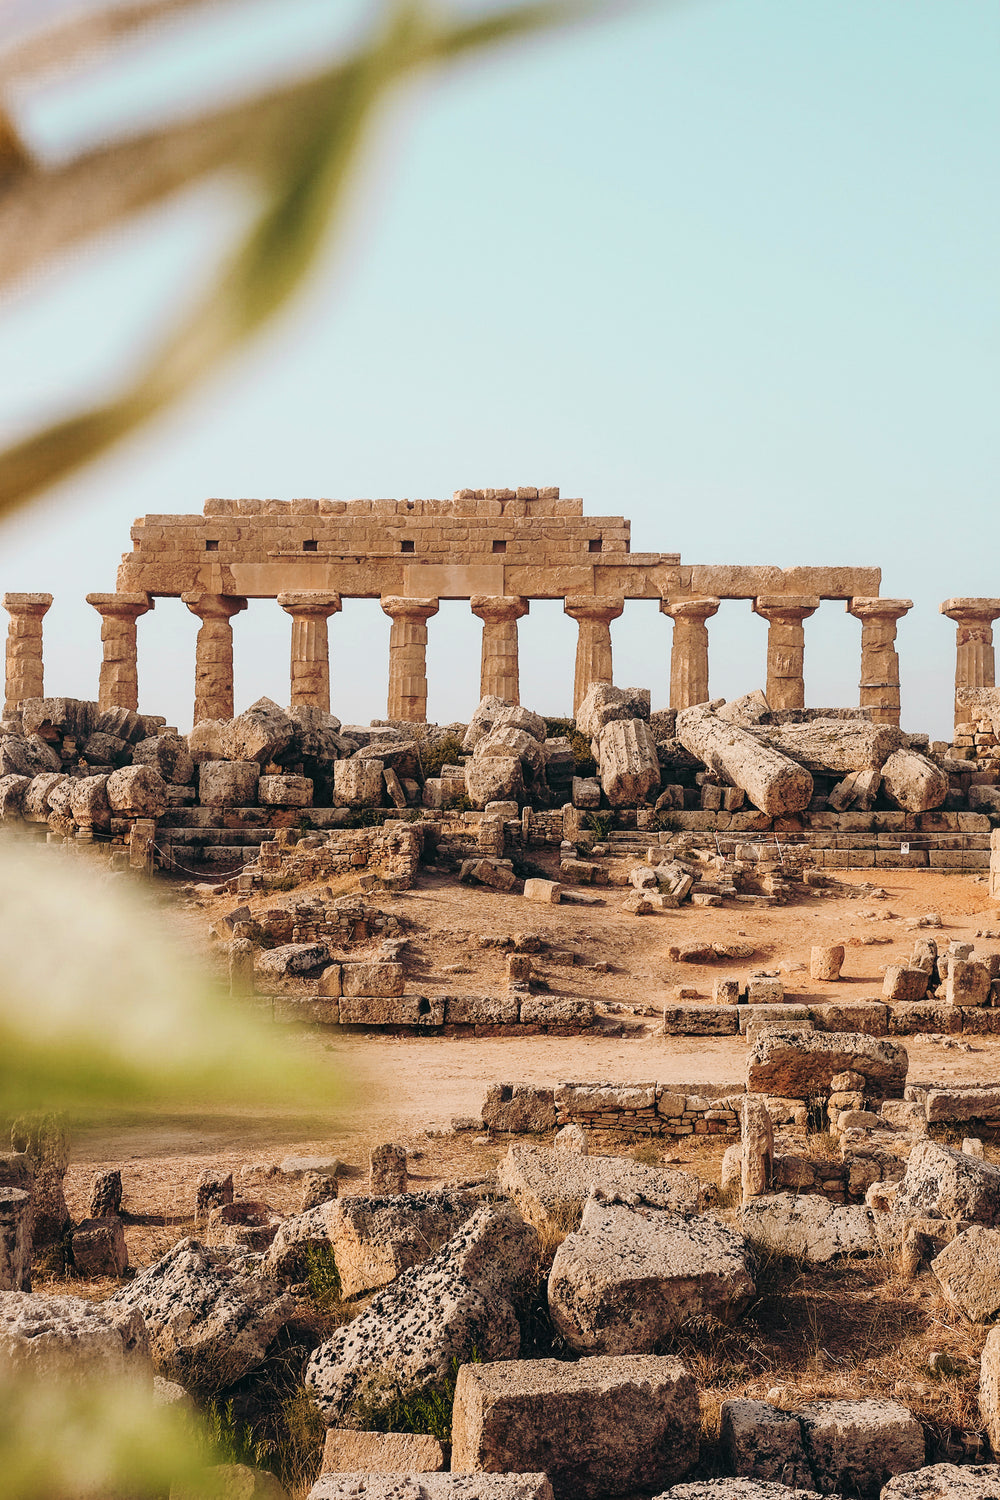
[86,591,154,622]
[753,595,821,623]
[182,592,248,622]
[277,591,342,620]
[470,595,529,625]
[660,596,720,623]
[940,597,1000,627]
[847,597,912,623]
[563,595,625,624]
[380,596,439,623]
[3,592,52,619]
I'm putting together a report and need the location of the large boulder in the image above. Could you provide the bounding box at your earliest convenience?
[308,1478,554,1500]
[881,1466,1000,1500]
[598,719,660,806]
[69,773,112,832]
[746,1031,907,1102]
[0,734,61,778]
[797,1399,924,1499]
[0,1188,31,1291]
[577,682,651,739]
[0,1290,151,1385]
[718,1401,815,1489]
[223,698,296,765]
[305,1202,537,1423]
[132,734,194,786]
[333,757,384,808]
[11,1112,69,1246]
[326,1191,477,1298]
[21,771,67,822]
[497,1145,705,1235]
[752,720,904,775]
[881,750,948,813]
[199,760,260,807]
[451,1354,699,1500]
[19,697,95,743]
[107,1238,296,1394]
[463,697,546,753]
[0,773,30,819]
[548,1195,755,1353]
[931,1226,1000,1322]
[476,725,546,782]
[465,755,524,808]
[106,763,168,817]
[893,1141,1000,1226]
[261,1204,331,1281]
[740,1195,877,1265]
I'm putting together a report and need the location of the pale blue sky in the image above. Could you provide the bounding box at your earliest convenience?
[2,0,997,737]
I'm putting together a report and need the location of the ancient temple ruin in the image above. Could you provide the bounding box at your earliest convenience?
[2,488,999,726]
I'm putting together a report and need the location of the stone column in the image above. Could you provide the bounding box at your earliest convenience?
[3,593,52,716]
[564,596,625,715]
[470,595,529,703]
[752,595,820,711]
[182,593,248,724]
[940,598,1000,726]
[847,597,912,726]
[661,596,720,710]
[380,597,439,722]
[85,592,154,713]
[277,592,342,711]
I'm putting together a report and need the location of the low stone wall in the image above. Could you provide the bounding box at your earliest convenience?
[661,997,1000,1038]
[238,821,424,892]
[271,991,599,1036]
[481,1080,743,1139]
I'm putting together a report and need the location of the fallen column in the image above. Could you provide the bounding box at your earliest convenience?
[750,718,904,775]
[676,704,813,816]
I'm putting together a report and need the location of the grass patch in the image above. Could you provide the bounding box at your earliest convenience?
[347,1353,481,1442]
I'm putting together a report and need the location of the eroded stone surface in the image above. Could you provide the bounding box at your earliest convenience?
[0,1290,151,1385]
[798,1399,924,1499]
[881,1464,1000,1499]
[740,1195,877,1265]
[931,1226,1000,1322]
[326,1192,477,1299]
[497,1145,705,1234]
[894,1141,1000,1227]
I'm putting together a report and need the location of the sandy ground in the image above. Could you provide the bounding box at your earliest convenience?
[56,860,1000,1270]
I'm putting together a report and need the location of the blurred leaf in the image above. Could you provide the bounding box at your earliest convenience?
[0,0,618,517]
[0,833,336,1115]
[0,1373,217,1500]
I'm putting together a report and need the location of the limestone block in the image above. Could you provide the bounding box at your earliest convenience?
[598,718,661,805]
[304,1202,538,1423]
[256,944,330,981]
[810,945,845,982]
[463,697,546,752]
[740,1195,877,1265]
[523,878,562,903]
[422,777,467,809]
[320,1427,446,1475]
[466,755,523,808]
[21,771,67,821]
[477,725,545,780]
[676,705,813,816]
[0,1289,151,1384]
[924,1088,1000,1124]
[445,994,520,1025]
[980,1326,1000,1456]
[338,996,444,1026]
[0,734,60,778]
[497,1145,704,1235]
[893,1140,1000,1226]
[754,720,904,774]
[882,966,929,1002]
[105,763,168,817]
[89,1168,123,1218]
[661,1006,740,1036]
[945,960,991,1007]
[714,977,742,1004]
[931,1226,1000,1322]
[577,682,651,738]
[10,1112,69,1245]
[71,1215,128,1278]
[519,996,594,1026]
[308,1477,553,1500]
[548,1197,755,1354]
[0,773,30,819]
[881,1465,1000,1500]
[554,1124,588,1154]
[881,750,948,813]
[261,1205,332,1281]
[572,776,602,808]
[108,1238,295,1394]
[741,1096,774,1203]
[334,758,384,808]
[719,1400,815,1488]
[327,1191,476,1297]
[223,697,296,764]
[482,1084,556,1133]
[0,1188,31,1291]
[797,1399,924,1498]
[69,774,112,832]
[450,1354,699,1500]
[746,978,785,1005]
[133,734,195,786]
[369,1143,407,1196]
[746,1030,908,1101]
[170,1463,290,1500]
[188,718,228,763]
[199,760,260,807]
[257,774,313,807]
[341,962,404,998]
